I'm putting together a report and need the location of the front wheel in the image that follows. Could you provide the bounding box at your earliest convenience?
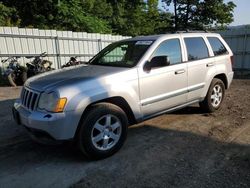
[199,78,225,113]
[77,103,128,159]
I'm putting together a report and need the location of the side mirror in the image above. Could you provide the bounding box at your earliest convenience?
[144,56,170,72]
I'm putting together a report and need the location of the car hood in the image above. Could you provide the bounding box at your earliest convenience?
[25,64,128,91]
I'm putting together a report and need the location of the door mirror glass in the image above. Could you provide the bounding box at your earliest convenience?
[144,56,170,71]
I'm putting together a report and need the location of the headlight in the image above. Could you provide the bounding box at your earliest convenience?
[38,92,67,112]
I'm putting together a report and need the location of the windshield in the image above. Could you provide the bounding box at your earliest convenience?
[89,40,154,67]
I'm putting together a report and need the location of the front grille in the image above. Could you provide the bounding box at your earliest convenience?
[21,87,40,111]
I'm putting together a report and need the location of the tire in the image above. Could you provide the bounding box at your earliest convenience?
[199,78,225,113]
[77,103,128,159]
[7,73,17,87]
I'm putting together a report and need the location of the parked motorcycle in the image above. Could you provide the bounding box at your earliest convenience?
[61,57,81,68]
[26,52,54,77]
[1,56,27,87]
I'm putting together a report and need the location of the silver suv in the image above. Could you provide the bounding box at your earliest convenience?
[13,32,234,159]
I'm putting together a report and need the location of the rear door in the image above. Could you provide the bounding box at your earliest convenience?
[183,36,214,102]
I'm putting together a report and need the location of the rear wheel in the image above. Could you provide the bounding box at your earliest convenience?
[199,78,225,112]
[77,103,128,159]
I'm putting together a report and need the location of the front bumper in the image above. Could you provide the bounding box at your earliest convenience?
[13,99,80,140]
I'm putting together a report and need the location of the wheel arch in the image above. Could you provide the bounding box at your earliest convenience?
[214,73,228,89]
[74,96,137,139]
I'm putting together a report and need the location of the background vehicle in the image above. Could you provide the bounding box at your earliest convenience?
[13,32,234,159]
[1,56,27,87]
[26,52,54,77]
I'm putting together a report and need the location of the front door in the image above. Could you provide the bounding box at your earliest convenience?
[139,38,188,117]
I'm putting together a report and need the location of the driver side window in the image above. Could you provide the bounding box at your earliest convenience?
[152,38,182,67]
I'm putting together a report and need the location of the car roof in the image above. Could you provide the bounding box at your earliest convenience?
[123,32,221,42]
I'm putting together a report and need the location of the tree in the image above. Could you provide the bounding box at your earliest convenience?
[0,0,173,35]
[122,0,148,36]
[54,0,111,33]
[0,0,236,34]
[162,0,236,30]
[2,0,58,28]
[162,0,178,30]
[2,0,111,33]
[80,0,113,20]
[0,2,20,26]
[108,0,172,36]
[105,0,150,36]
[199,0,236,29]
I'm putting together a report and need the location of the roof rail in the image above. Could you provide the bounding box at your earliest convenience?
[172,29,210,33]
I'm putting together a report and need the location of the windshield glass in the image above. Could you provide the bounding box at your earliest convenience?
[89,40,154,67]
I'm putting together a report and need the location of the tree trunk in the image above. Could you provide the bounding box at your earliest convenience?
[174,0,178,30]
[185,0,190,29]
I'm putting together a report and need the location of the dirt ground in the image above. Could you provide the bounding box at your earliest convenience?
[0,79,250,188]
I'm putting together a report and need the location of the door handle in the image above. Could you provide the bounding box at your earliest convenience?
[175,69,185,74]
[206,63,214,67]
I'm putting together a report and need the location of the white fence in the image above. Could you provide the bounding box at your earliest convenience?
[1,27,249,72]
[219,29,250,71]
[0,27,130,70]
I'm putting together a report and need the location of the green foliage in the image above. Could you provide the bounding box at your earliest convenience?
[1,0,111,33]
[199,0,236,27]
[53,0,111,33]
[81,0,113,19]
[0,0,235,35]
[2,0,58,28]
[107,0,172,36]
[0,2,20,26]
[162,0,236,30]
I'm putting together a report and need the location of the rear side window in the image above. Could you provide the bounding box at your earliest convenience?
[184,37,209,61]
[207,37,228,56]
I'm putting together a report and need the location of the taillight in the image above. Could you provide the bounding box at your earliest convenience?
[230,55,234,66]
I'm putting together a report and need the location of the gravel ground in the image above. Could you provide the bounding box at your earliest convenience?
[0,80,250,188]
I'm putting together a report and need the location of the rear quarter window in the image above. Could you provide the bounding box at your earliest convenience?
[184,37,209,61]
[207,37,228,56]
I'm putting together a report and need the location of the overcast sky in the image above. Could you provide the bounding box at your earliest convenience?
[158,0,250,26]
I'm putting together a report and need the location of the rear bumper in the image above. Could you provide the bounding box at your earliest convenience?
[227,71,234,88]
[13,99,80,140]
